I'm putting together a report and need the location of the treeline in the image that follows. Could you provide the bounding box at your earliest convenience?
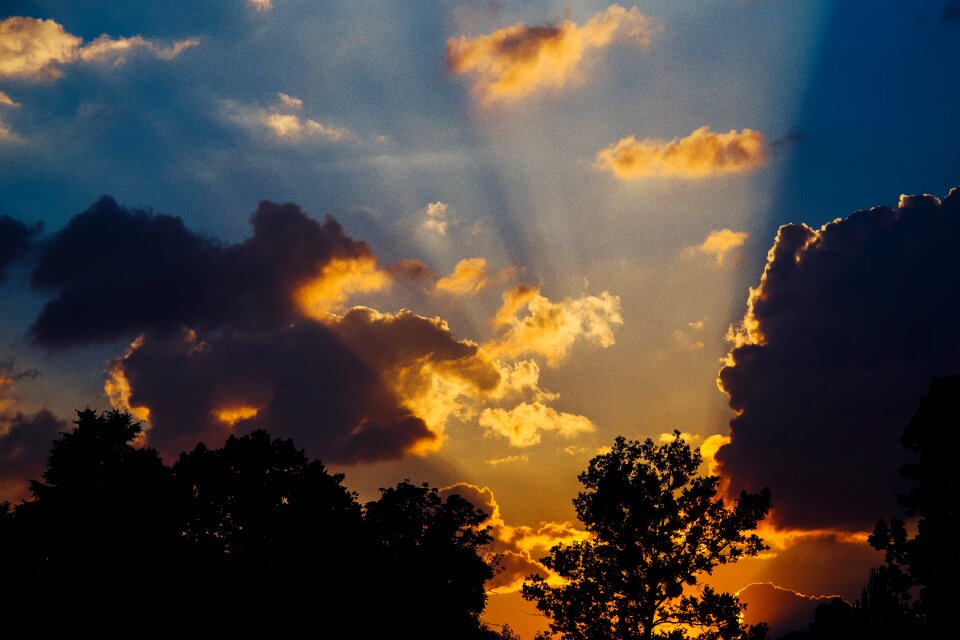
[0,410,510,637]
[1,377,956,639]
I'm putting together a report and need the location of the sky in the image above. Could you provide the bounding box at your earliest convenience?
[1,1,959,636]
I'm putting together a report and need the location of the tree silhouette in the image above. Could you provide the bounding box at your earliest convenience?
[363,480,498,638]
[0,408,510,636]
[523,431,771,640]
[868,374,960,637]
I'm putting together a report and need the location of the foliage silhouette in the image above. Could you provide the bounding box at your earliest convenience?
[523,431,772,640]
[364,480,498,638]
[867,374,960,638]
[0,409,511,637]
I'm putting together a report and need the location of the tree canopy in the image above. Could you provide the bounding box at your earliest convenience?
[523,431,771,640]
[0,409,510,638]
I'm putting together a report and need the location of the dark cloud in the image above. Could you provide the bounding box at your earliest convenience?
[116,322,436,464]
[0,410,66,489]
[28,196,507,466]
[0,360,69,501]
[0,215,41,282]
[30,196,372,347]
[717,188,960,531]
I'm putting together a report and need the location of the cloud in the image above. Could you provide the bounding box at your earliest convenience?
[0,16,196,80]
[689,229,749,265]
[436,258,491,295]
[249,0,273,12]
[26,195,608,469]
[0,366,69,502]
[77,34,199,64]
[422,201,449,235]
[0,215,41,281]
[439,483,590,593]
[31,197,489,462]
[480,401,595,447]
[0,91,20,108]
[0,90,21,142]
[737,583,839,637]
[486,284,622,366]
[30,196,374,347]
[596,126,767,179]
[108,323,438,463]
[485,454,528,465]
[447,4,658,105]
[223,93,351,143]
[716,188,960,530]
[296,255,391,317]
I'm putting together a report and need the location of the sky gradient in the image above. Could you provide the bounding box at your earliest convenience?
[2,1,959,636]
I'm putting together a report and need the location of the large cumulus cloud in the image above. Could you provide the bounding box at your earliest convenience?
[25,196,615,466]
[716,188,960,530]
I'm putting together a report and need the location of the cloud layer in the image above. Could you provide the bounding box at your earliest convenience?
[717,188,960,530]
[0,16,196,80]
[447,5,657,105]
[596,126,766,179]
[21,197,613,468]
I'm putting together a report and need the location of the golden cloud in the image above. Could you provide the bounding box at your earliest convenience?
[104,335,152,423]
[0,16,196,79]
[435,257,491,295]
[690,229,749,265]
[214,405,260,427]
[486,284,622,366]
[439,482,590,593]
[479,401,595,447]
[447,4,658,105]
[596,126,767,179]
[296,255,391,318]
[249,0,273,12]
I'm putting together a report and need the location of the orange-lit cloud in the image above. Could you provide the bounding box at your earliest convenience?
[689,229,750,265]
[296,255,391,317]
[480,401,595,447]
[447,4,658,105]
[440,482,590,593]
[0,16,197,80]
[422,201,449,235]
[487,285,622,366]
[104,336,152,423]
[596,126,767,179]
[214,405,260,427]
[224,93,351,143]
[435,257,491,295]
[249,0,273,12]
